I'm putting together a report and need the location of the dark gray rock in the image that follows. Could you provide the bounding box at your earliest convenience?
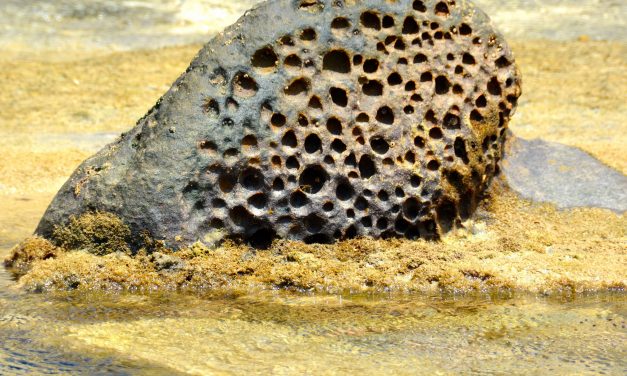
[502,137,627,213]
[35,0,522,249]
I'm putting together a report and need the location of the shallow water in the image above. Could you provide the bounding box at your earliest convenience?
[0,0,626,374]
[0,259,625,375]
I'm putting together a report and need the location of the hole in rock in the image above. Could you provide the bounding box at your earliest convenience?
[443,113,461,129]
[388,72,403,85]
[299,165,329,194]
[363,80,383,96]
[361,12,381,30]
[459,23,472,35]
[435,2,450,16]
[403,197,421,220]
[363,59,379,73]
[300,28,317,41]
[219,173,237,193]
[355,196,369,211]
[326,118,342,135]
[248,228,276,250]
[403,17,419,34]
[376,106,394,125]
[286,156,300,170]
[331,139,347,153]
[359,155,376,179]
[413,1,427,12]
[488,77,502,96]
[251,46,278,70]
[382,15,394,28]
[336,181,354,201]
[240,167,264,190]
[284,54,302,68]
[271,113,286,127]
[304,134,322,153]
[304,214,326,233]
[370,137,390,154]
[462,53,476,65]
[323,50,351,74]
[273,177,285,191]
[285,78,311,96]
[435,75,451,94]
[290,190,309,208]
[248,193,268,209]
[282,131,298,148]
[332,17,350,29]
[330,87,348,107]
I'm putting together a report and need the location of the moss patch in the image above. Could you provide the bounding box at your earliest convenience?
[51,211,131,256]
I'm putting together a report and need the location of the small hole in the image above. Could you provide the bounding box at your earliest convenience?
[411,174,422,187]
[377,218,389,230]
[202,98,220,116]
[462,53,476,65]
[361,217,373,228]
[443,113,461,129]
[429,127,443,140]
[273,178,285,191]
[427,160,441,171]
[363,59,379,73]
[470,109,484,125]
[378,190,389,201]
[271,113,286,127]
[285,78,310,96]
[309,96,323,110]
[413,1,427,12]
[435,2,450,17]
[388,72,403,85]
[346,209,356,219]
[198,140,217,152]
[281,131,298,148]
[353,55,363,65]
[331,17,350,29]
[330,87,348,107]
[361,12,381,30]
[336,181,354,201]
[356,113,369,122]
[495,56,512,68]
[405,81,416,91]
[326,118,342,135]
[405,151,416,164]
[323,202,334,211]
[476,95,487,108]
[248,193,268,209]
[359,155,377,179]
[414,136,425,148]
[286,156,300,170]
[420,72,433,82]
[395,187,405,197]
[363,80,383,96]
[299,165,329,194]
[304,134,322,153]
[454,137,470,163]
[285,54,302,68]
[403,197,421,220]
[323,50,352,74]
[331,139,347,153]
[382,15,394,28]
[355,196,369,211]
[219,173,237,193]
[251,46,278,70]
[459,23,472,35]
[376,106,394,125]
[403,16,419,34]
[370,137,390,154]
[300,28,317,41]
[453,84,464,94]
[435,76,451,94]
[240,167,264,190]
[241,135,258,149]
[488,77,502,96]
[404,105,414,114]
[290,191,309,207]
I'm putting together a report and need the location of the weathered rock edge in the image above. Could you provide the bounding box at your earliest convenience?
[36,0,521,249]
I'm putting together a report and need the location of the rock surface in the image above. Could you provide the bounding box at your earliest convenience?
[502,137,627,213]
[35,0,521,248]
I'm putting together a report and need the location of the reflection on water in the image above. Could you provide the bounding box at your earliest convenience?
[0,261,625,374]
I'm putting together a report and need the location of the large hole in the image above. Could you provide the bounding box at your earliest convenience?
[459,23,472,35]
[323,50,351,74]
[376,106,394,125]
[370,137,390,154]
[421,72,433,82]
[286,156,300,170]
[435,75,451,94]
[251,46,278,70]
[476,95,487,108]
[330,87,348,107]
[309,96,323,110]
[429,127,443,139]
[355,196,369,211]
[363,80,383,96]
[285,78,310,96]
[300,28,317,41]
[299,165,329,194]
[361,12,381,30]
[382,15,394,28]
[359,155,377,179]
[304,134,322,153]
[336,181,354,201]
[326,118,342,135]
[240,167,264,190]
[229,206,255,228]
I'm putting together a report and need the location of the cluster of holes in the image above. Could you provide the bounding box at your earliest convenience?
[190,0,520,247]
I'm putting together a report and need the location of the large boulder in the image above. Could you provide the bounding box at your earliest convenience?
[36,0,521,249]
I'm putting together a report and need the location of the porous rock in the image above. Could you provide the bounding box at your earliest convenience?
[36,0,522,249]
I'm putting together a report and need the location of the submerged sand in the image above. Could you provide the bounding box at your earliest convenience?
[1,36,625,293]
